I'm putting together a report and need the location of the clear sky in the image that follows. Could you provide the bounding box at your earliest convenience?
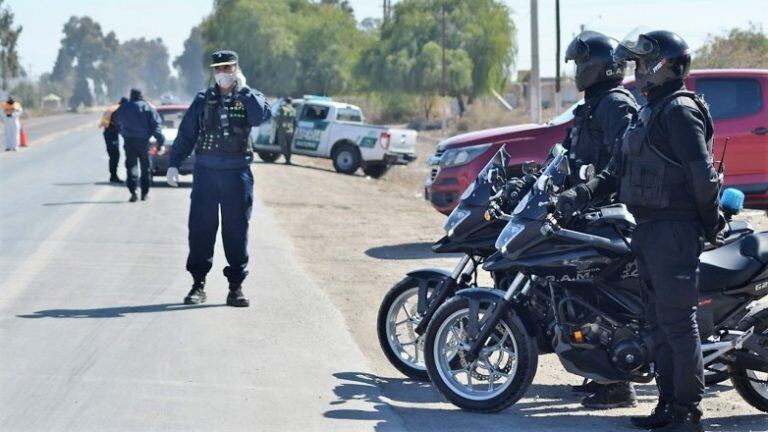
[9,0,766,80]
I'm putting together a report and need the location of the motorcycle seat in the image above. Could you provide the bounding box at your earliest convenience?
[739,232,768,265]
[699,233,766,292]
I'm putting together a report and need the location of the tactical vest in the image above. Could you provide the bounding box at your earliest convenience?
[568,88,632,180]
[194,88,251,156]
[618,90,715,210]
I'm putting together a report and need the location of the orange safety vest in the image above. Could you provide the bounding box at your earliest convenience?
[99,103,120,128]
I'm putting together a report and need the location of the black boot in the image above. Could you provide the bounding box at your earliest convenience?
[572,379,604,394]
[109,175,123,183]
[184,280,207,305]
[581,382,637,409]
[653,405,703,432]
[226,284,249,307]
[630,401,674,429]
[141,192,149,201]
[129,193,138,202]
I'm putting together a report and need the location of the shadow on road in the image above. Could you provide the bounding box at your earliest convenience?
[365,242,461,260]
[43,200,126,206]
[17,303,225,319]
[325,372,764,432]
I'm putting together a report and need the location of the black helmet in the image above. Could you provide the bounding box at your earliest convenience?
[614,28,690,93]
[565,31,625,92]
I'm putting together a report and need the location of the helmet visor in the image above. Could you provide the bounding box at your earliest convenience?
[618,26,659,57]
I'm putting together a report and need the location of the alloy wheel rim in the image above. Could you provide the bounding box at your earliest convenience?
[386,287,426,371]
[433,307,519,401]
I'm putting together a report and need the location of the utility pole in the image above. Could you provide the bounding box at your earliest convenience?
[529,0,541,124]
[383,0,391,25]
[440,2,447,134]
[554,0,562,114]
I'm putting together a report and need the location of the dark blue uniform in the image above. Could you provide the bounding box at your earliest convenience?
[113,93,165,197]
[170,85,270,285]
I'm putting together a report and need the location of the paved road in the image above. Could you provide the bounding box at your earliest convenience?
[0,114,404,431]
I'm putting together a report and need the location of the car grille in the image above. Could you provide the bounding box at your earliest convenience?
[429,148,445,181]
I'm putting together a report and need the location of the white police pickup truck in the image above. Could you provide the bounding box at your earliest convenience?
[250,97,417,178]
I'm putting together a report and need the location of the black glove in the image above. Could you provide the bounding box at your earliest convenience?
[556,183,591,215]
[704,211,726,246]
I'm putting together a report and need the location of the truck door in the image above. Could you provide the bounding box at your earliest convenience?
[693,76,768,196]
[294,104,331,157]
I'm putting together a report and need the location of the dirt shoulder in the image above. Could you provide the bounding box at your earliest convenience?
[252,134,767,431]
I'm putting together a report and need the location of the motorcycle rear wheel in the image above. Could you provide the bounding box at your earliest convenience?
[729,309,768,413]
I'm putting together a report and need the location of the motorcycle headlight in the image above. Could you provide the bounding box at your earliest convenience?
[495,222,525,255]
[443,207,471,237]
[439,143,492,168]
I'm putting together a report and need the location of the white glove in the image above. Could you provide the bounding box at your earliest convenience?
[166,167,180,187]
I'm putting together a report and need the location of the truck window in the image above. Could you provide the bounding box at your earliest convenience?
[301,104,330,121]
[336,107,363,123]
[696,78,763,120]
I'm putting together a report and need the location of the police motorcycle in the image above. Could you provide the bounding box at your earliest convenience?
[423,146,768,413]
[377,155,516,380]
[378,144,753,382]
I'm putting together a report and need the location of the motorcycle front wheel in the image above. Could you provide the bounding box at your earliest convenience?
[424,297,538,412]
[376,276,437,381]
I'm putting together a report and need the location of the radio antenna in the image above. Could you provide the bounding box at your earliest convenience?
[718,136,730,175]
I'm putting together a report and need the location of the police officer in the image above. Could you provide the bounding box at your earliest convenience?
[275,97,296,164]
[558,30,722,432]
[99,97,127,183]
[166,50,270,307]
[113,89,165,202]
[562,31,641,410]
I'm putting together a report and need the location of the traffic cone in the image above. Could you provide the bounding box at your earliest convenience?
[19,122,28,147]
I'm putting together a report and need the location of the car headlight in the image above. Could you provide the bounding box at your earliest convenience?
[443,207,471,237]
[439,143,491,168]
[495,222,525,255]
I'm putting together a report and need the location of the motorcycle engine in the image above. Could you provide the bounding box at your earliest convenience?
[609,328,648,373]
[577,318,648,373]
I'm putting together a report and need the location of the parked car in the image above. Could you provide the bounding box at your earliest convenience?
[425,69,768,214]
[251,96,417,178]
[149,104,193,176]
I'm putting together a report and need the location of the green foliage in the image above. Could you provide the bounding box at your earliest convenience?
[693,23,768,69]
[10,81,38,110]
[174,25,207,97]
[108,38,171,100]
[356,0,515,117]
[0,0,23,91]
[201,0,367,96]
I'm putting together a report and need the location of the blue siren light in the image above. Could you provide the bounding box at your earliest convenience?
[721,188,745,214]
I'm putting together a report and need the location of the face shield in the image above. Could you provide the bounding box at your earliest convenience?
[615,26,660,74]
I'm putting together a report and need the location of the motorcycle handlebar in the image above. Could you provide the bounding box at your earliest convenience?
[549,226,631,255]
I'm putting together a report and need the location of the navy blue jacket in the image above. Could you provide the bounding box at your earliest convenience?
[170,85,271,170]
[112,97,165,145]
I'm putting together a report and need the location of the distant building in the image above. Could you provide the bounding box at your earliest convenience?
[512,70,581,112]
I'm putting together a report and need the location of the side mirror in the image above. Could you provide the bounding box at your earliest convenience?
[579,164,596,181]
[548,143,566,159]
[522,160,541,176]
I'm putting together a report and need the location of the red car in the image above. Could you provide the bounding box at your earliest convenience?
[426,69,768,214]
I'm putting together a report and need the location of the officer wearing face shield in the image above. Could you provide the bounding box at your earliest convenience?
[559,31,641,410]
[168,50,271,307]
[557,30,722,432]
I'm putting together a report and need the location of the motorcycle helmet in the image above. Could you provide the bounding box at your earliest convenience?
[565,31,626,92]
[614,28,691,93]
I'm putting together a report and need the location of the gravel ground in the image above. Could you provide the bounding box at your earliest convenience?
[252,133,767,432]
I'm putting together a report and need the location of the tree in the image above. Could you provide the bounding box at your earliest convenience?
[693,23,768,69]
[174,25,207,97]
[109,37,170,99]
[51,16,113,109]
[10,81,38,110]
[0,0,23,91]
[356,0,515,117]
[202,0,366,96]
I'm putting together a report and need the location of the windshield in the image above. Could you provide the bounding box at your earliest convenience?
[457,148,505,207]
[548,101,581,126]
[512,145,569,217]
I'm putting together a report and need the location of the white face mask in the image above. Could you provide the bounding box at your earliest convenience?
[215,72,236,89]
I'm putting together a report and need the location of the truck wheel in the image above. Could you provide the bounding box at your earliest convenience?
[332,144,361,175]
[363,162,391,179]
[257,151,280,163]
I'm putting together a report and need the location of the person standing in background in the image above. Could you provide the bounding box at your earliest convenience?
[112,89,165,202]
[3,97,23,152]
[99,97,127,183]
